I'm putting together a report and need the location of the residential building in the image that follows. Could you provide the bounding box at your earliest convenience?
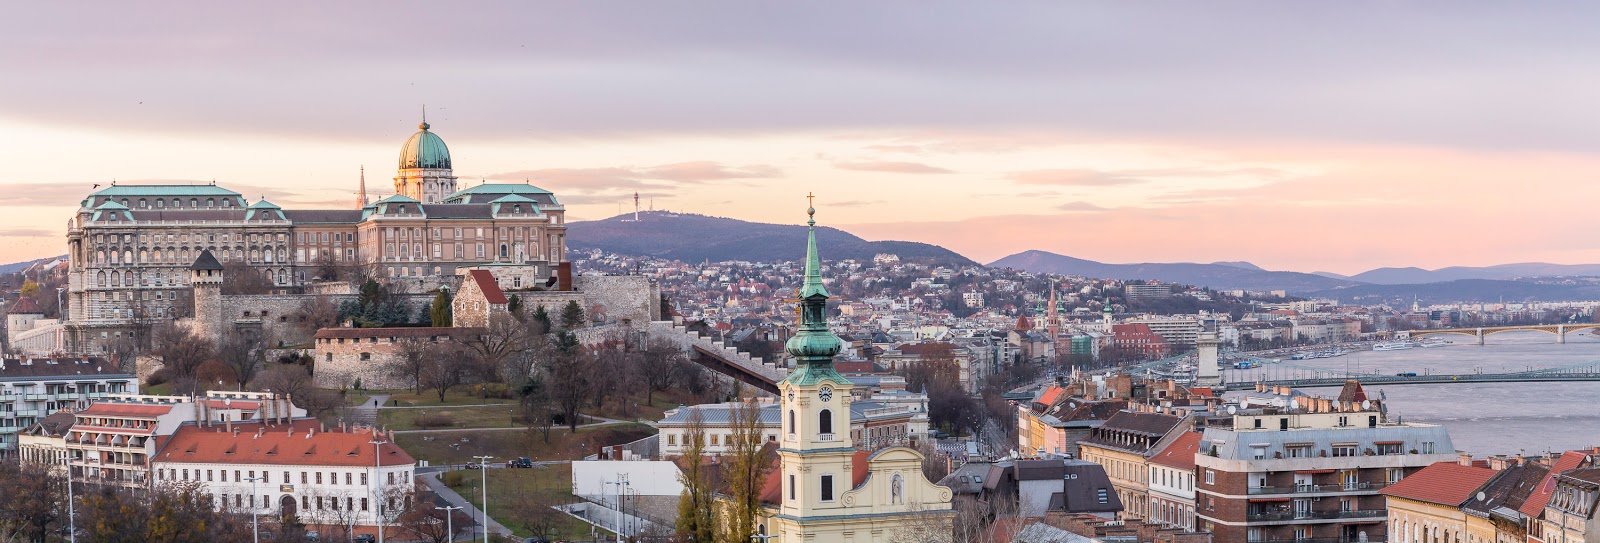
[1130,316,1200,348]
[1380,461,1499,543]
[939,458,1123,519]
[151,419,416,535]
[1148,431,1202,531]
[1110,324,1172,359]
[1017,384,1127,459]
[1078,410,1186,521]
[1539,468,1600,543]
[1193,383,1456,543]
[0,356,136,458]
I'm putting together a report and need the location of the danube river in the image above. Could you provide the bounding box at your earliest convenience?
[1220,332,1600,455]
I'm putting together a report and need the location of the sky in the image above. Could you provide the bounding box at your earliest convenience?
[2,2,1599,274]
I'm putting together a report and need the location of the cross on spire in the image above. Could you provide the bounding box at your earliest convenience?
[806,192,816,226]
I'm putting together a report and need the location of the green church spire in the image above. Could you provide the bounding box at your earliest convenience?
[784,195,845,382]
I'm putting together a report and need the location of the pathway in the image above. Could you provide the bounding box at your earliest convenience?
[347,394,389,426]
[419,471,514,539]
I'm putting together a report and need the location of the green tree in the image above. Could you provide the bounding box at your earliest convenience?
[507,294,524,319]
[560,300,585,329]
[675,409,716,543]
[430,288,453,327]
[530,305,552,335]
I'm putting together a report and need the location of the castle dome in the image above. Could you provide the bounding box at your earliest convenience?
[398,121,451,170]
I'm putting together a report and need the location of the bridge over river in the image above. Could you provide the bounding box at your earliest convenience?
[1224,360,1600,391]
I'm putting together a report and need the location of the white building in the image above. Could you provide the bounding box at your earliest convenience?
[151,419,415,534]
[657,398,929,457]
[0,356,136,458]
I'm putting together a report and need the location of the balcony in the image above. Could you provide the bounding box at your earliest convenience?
[1247,509,1386,522]
[1248,482,1388,495]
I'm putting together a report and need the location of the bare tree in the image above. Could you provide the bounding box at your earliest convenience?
[291,295,342,341]
[253,364,342,419]
[396,338,433,395]
[418,352,463,403]
[544,339,593,431]
[675,408,715,543]
[0,462,63,542]
[463,313,531,386]
[220,260,276,295]
[637,338,686,405]
[722,398,774,543]
[216,331,270,390]
[150,322,214,381]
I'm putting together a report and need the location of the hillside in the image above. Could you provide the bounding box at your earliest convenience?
[1350,263,1600,284]
[988,250,1359,293]
[1308,279,1600,304]
[566,211,977,266]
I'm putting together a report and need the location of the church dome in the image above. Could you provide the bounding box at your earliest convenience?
[398,121,451,170]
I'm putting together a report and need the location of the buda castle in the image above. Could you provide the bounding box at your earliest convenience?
[60,119,572,351]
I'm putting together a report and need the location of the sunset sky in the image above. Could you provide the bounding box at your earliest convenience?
[3,3,1598,274]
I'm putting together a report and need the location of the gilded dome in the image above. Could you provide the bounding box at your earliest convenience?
[398,121,451,170]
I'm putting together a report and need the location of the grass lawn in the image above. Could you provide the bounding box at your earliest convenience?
[395,424,656,466]
[451,463,601,540]
[377,388,517,407]
[378,404,520,430]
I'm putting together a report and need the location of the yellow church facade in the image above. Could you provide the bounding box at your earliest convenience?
[756,204,954,542]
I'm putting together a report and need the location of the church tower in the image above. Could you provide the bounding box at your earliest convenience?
[767,199,954,542]
[777,199,857,519]
[394,117,457,203]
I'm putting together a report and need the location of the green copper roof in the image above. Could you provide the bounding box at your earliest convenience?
[247,199,280,209]
[445,183,554,197]
[783,202,846,386]
[88,185,242,197]
[398,121,451,170]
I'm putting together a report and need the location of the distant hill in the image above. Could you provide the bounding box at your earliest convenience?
[987,250,1358,293]
[567,211,977,266]
[0,255,65,275]
[1308,279,1600,304]
[1350,263,1600,284]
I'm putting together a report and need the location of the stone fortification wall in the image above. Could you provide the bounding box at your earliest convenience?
[573,275,660,325]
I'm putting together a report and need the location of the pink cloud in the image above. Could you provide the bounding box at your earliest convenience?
[833,161,954,174]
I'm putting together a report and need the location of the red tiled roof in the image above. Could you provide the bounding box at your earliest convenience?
[1036,386,1066,408]
[9,296,42,314]
[467,269,509,304]
[153,420,416,467]
[1521,451,1591,517]
[81,403,179,418]
[1149,432,1202,470]
[1381,461,1497,506]
[759,449,870,506]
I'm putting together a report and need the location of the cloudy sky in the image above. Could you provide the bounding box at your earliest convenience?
[3,2,1598,274]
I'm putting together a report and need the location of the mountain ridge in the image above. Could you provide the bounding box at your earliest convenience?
[987,250,1358,292]
[566,211,978,266]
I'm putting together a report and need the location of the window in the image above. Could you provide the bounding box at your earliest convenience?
[789,474,796,501]
[821,475,834,501]
[788,410,795,435]
[1376,442,1404,455]
[1332,444,1359,457]
[1204,470,1215,485]
[667,434,677,446]
[1097,488,1109,504]
[359,352,371,361]
[1285,444,1311,458]
[1387,468,1405,484]
[818,409,833,436]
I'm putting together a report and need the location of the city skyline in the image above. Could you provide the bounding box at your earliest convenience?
[4,3,1600,274]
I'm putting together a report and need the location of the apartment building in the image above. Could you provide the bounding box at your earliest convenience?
[1193,384,1456,543]
[1078,410,1187,521]
[0,356,135,458]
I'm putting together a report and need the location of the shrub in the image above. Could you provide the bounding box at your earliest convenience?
[414,413,456,429]
[440,470,464,488]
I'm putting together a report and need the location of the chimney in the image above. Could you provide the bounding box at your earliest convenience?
[225,416,232,434]
[255,427,263,439]
[1458,452,1473,466]
[1489,455,1508,471]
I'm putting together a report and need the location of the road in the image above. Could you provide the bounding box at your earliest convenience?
[419,471,514,540]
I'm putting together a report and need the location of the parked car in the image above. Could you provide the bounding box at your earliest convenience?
[353,535,376,543]
[508,457,535,468]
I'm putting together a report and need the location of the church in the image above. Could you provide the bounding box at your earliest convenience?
[755,204,954,542]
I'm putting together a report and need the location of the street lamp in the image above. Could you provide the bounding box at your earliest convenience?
[65,461,76,543]
[371,438,389,543]
[434,505,463,543]
[472,455,493,543]
[242,475,266,543]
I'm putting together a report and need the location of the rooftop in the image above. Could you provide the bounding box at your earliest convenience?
[153,419,416,467]
[1381,461,1497,506]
